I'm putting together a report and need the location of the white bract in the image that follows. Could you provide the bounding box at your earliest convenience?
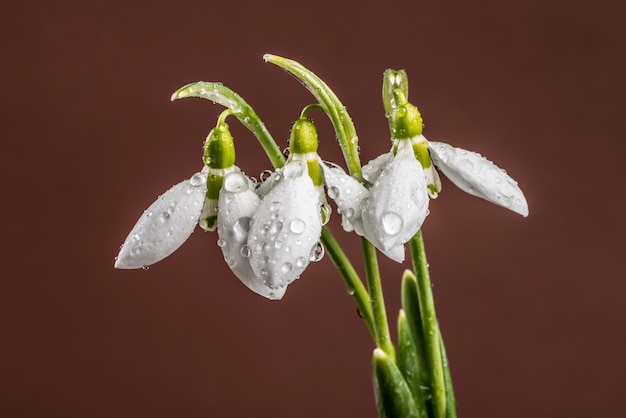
[248,160,323,290]
[217,171,286,300]
[115,168,208,269]
[427,140,528,216]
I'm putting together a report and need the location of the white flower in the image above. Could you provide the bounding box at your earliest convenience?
[323,134,528,263]
[217,171,286,300]
[247,160,323,290]
[427,140,528,216]
[115,168,208,269]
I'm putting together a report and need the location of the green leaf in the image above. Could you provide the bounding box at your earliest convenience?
[401,270,430,387]
[439,333,457,418]
[397,310,429,418]
[372,348,420,418]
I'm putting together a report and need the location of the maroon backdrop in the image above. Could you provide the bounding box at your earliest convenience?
[2,0,625,417]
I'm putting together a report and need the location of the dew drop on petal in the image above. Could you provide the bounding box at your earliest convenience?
[240,245,251,258]
[281,262,293,273]
[259,170,273,182]
[233,217,251,239]
[310,242,325,262]
[381,212,403,236]
[320,203,331,226]
[328,186,340,199]
[270,201,282,211]
[223,172,248,193]
[269,221,283,235]
[217,238,226,247]
[295,257,307,268]
[189,173,205,186]
[289,218,306,234]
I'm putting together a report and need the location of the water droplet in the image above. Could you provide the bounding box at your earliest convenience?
[328,186,340,199]
[282,147,291,159]
[223,172,248,193]
[159,211,170,222]
[381,212,403,236]
[310,242,324,262]
[345,208,355,218]
[281,263,293,273]
[259,170,273,182]
[189,172,206,186]
[274,240,283,249]
[295,257,307,267]
[240,245,251,257]
[269,221,283,235]
[233,217,251,238]
[142,265,149,270]
[289,218,306,234]
[217,238,226,247]
[270,201,282,211]
[320,203,331,225]
[260,269,268,276]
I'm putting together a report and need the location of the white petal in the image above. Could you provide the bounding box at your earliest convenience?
[320,162,369,235]
[428,141,529,216]
[362,152,392,184]
[361,141,429,255]
[115,171,207,269]
[255,168,283,198]
[381,245,405,263]
[248,161,322,289]
[217,172,286,300]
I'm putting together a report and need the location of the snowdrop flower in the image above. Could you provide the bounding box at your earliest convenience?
[324,90,528,263]
[114,116,239,270]
[217,170,286,300]
[115,113,283,299]
[246,117,325,290]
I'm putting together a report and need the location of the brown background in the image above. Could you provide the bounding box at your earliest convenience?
[2,0,625,417]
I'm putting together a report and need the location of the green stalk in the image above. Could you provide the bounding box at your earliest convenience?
[362,238,395,359]
[172,82,286,169]
[263,54,362,179]
[321,227,374,339]
[409,230,447,418]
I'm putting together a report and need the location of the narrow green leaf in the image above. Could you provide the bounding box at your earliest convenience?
[372,348,420,418]
[397,310,429,418]
[439,333,457,418]
[401,270,430,387]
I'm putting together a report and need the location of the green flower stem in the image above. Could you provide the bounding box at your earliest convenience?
[362,238,395,359]
[172,82,286,169]
[264,54,362,179]
[321,227,374,339]
[409,230,447,418]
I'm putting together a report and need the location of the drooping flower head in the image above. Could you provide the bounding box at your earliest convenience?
[246,116,325,290]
